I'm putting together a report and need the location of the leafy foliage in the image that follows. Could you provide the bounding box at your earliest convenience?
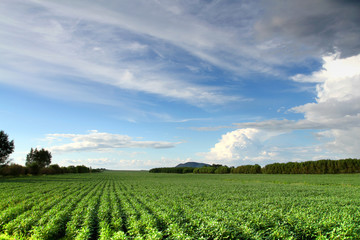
[231,164,261,174]
[0,130,14,166]
[0,164,26,176]
[25,148,52,169]
[149,167,195,173]
[263,159,360,174]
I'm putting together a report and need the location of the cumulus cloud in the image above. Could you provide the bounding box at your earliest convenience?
[203,52,360,163]
[208,128,261,161]
[291,53,360,127]
[291,53,360,156]
[201,128,282,165]
[47,130,178,153]
[257,53,360,128]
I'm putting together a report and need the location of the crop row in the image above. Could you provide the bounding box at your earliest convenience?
[1,172,360,239]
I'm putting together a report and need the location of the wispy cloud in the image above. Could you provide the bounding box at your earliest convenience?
[0,0,243,108]
[46,130,179,153]
[2,0,360,168]
[59,155,186,170]
[3,0,359,110]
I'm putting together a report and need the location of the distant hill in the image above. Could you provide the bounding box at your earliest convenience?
[175,162,211,168]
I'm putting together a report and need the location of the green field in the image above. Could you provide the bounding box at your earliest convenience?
[0,172,360,239]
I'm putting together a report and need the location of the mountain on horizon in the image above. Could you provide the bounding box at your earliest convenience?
[175,162,211,168]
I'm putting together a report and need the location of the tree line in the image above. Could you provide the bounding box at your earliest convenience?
[0,130,104,176]
[150,164,261,174]
[262,159,360,174]
[149,167,196,174]
[150,159,360,174]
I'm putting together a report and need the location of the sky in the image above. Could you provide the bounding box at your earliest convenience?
[1,0,360,170]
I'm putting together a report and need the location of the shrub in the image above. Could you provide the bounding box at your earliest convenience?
[27,162,41,175]
[0,163,26,176]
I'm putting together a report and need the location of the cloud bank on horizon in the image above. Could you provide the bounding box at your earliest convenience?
[1,0,360,169]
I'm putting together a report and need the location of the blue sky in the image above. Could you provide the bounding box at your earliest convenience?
[1,0,360,169]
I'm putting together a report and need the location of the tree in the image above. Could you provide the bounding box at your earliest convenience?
[76,165,90,173]
[215,166,230,174]
[26,148,52,169]
[0,130,15,166]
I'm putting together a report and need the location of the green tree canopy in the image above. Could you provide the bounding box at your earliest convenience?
[0,130,15,166]
[26,148,52,168]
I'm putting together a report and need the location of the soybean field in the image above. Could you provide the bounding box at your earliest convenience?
[1,171,360,239]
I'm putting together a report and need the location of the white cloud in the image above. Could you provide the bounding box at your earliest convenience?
[2,1,360,168]
[246,53,360,128]
[46,130,178,153]
[201,128,281,165]
[0,0,241,107]
[64,158,112,166]
[315,128,360,156]
[59,155,186,170]
[292,53,360,124]
[127,42,148,51]
[1,0,359,110]
[202,52,360,163]
[291,53,360,93]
